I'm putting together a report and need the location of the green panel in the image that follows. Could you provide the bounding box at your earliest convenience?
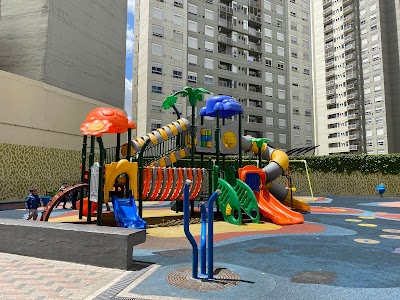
[234,179,260,223]
[217,178,242,225]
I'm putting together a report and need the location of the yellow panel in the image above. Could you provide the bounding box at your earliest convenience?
[169,152,177,164]
[104,160,138,203]
[167,124,179,135]
[179,149,187,159]
[147,133,158,144]
[159,158,167,167]
[157,128,169,140]
[177,119,187,131]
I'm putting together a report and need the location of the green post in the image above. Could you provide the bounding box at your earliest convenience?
[87,135,95,223]
[96,137,105,226]
[116,133,121,162]
[79,135,87,220]
[238,113,242,169]
[191,106,196,167]
[258,147,262,169]
[215,110,220,166]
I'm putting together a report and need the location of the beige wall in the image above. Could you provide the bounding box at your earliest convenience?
[0,71,117,150]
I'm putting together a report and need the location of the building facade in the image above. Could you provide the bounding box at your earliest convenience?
[0,0,127,108]
[312,0,400,155]
[133,0,314,151]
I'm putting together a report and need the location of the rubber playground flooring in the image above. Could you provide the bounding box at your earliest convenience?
[1,195,400,300]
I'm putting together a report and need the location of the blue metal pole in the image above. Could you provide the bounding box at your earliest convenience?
[200,203,207,276]
[183,180,198,279]
[207,189,221,280]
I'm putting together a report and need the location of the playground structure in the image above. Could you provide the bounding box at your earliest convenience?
[40,89,312,228]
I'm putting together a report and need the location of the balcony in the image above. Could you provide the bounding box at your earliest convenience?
[343,0,351,5]
[348,113,358,120]
[345,33,355,43]
[323,0,332,8]
[345,43,355,52]
[344,22,354,33]
[323,6,332,16]
[219,19,233,29]
[326,88,335,96]
[248,84,262,93]
[324,14,333,25]
[326,70,335,78]
[327,98,336,105]
[348,123,359,130]
[248,42,261,53]
[248,27,261,38]
[345,53,355,62]
[347,92,357,100]
[346,82,357,91]
[346,63,356,71]
[344,13,354,23]
[324,24,333,33]
[325,32,333,42]
[219,3,233,14]
[348,103,357,110]
[349,144,359,151]
[326,51,334,59]
[218,35,233,45]
[326,79,335,87]
[326,60,334,68]
[346,72,356,81]
[325,41,333,50]
[349,133,360,140]
[343,5,354,15]
[249,0,261,9]
[249,14,261,24]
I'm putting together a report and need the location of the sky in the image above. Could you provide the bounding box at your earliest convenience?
[125,0,135,120]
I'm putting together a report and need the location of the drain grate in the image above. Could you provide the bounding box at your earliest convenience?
[246,247,280,254]
[291,271,336,284]
[166,266,240,291]
[156,248,193,257]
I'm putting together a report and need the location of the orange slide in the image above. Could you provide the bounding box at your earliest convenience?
[254,190,304,225]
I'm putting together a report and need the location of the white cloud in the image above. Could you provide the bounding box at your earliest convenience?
[126,26,134,56]
[124,78,133,120]
[128,0,135,13]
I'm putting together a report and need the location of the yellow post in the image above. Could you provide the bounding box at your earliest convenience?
[288,159,314,201]
[104,160,138,203]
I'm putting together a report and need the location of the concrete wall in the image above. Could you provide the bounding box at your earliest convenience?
[0,0,49,81]
[45,0,127,108]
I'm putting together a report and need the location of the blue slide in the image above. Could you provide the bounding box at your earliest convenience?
[112,196,147,229]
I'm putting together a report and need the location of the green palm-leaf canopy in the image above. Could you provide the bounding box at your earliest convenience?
[249,138,270,149]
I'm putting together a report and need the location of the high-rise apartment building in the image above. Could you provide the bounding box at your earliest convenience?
[133,0,314,151]
[312,0,400,155]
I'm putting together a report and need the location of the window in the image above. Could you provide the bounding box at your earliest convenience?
[278,90,285,100]
[276,5,283,15]
[173,31,183,43]
[377,139,384,146]
[151,62,163,75]
[304,68,310,75]
[291,21,297,31]
[293,120,300,130]
[375,85,382,92]
[277,19,283,28]
[264,14,271,24]
[266,117,274,127]
[279,134,286,144]
[277,61,284,70]
[204,58,214,69]
[279,119,286,129]
[172,48,183,61]
[188,71,197,83]
[376,128,384,135]
[370,3,377,11]
[265,58,272,67]
[153,7,163,20]
[205,9,214,20]
[172,67,182,79]
[291,36,297,44]
[173,13,183,25]
[188,20,198,32]
[172,85,182,93]
[150,119,162,131]
[373,74,381,82]
[292,77,299,86]
[376,117,384,125]
[188,4,198,15]
[375,95,382,103]
[277,47,284,56]
[265,28,272,38]
[291,49,298,58]
[370,13,377,21]
[304,79,310,88]
[266,132,274,142]
[266,102,273,111]
[372,33,379,41]
[278,75,285,85]
[264,0,271,11]
[303,39,309,48]
[303,52,310,61]
[305,122,312,131]
[302,25,309,34]
[265,87,273,97]
[265,72,273,82]
[151,100,162,113]
[205,41,214,52]
[293,106,299,115]
[305,108,311,117]
[152,43,163,56]
[205,25,214,37]
[151,81,163,93]
[204,75,214,85]
[372,54,380,61]
[290,10,296,17]
[371,24,378,31]
[278,104,286,114]
[152,25,164,37]
[292,63,298,72]
[375,106,383,114]
[188,37,198,49]
[188,54,197,65]
[277,32,284,42]
[302,12,308,21]
[174,0,183,8]
[265,43,272,53]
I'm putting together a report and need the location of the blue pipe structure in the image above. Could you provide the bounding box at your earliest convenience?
[200,203,207,276]
[207,189,221,280]
[183,180,198,279]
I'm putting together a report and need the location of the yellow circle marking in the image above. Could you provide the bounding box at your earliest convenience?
[358,223,378,227]
[382,229,400,234]
[345,219,362,223]
[222,131,237,149]
[359,216,376,220]
[87,120,105,131]
[379,235,400,240]
[354,239,380,244]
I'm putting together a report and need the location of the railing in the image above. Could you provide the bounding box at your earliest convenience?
[219,3,233,14]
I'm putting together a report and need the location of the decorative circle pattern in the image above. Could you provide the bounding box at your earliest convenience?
[166,267,240,291]
[354,239,380,244]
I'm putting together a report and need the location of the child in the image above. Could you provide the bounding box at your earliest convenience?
[25,188,43,220]
[58,182,69,209]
